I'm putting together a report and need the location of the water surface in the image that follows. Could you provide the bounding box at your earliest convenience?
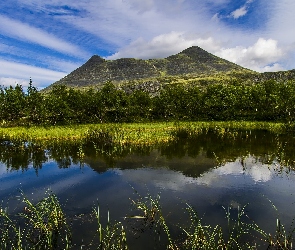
[1,129,295,249]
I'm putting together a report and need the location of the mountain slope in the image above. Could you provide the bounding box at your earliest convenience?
[49,46,251,89]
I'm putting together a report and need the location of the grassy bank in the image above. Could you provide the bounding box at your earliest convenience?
[0,121,288,146]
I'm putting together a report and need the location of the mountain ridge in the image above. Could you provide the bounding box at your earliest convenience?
[49,46,251,89]
[48,46,295,91]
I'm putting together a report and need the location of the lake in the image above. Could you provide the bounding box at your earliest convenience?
[1,129,295,249]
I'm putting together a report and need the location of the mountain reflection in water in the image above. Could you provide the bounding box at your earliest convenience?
[1,129,295,249]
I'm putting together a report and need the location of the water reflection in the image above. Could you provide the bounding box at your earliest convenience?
[1,129,294,177]
[1,129,295,249]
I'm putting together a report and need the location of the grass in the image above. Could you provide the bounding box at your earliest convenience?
[1,122,295,248]
[94,206,128,250]
[1,191,295,249]
[0,191,71,250]
[1,121,295,173]
[0,121,288,146]
[124,192,295,249]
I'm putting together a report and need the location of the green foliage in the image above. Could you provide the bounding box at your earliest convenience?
[25,78,45,124]
[128,90,152,121]
[0,85,26,123]
[2,78,295,126]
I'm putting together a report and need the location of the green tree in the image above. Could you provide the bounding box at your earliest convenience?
[44,85,73,125]
[128,90,152,121]
[98,82,129,122]
[25,78,45,124]
[0,84,26,123]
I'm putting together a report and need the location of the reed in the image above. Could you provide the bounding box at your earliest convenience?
[1,191,295,249]
[0,191,71,250]
[0,121,288,147]
[131,194,295,249]
[93,206,128,250]
[0,206,23,250]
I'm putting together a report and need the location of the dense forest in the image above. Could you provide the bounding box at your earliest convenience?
[1,79,295,126]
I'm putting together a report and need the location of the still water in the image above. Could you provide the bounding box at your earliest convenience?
[1,129,295,249]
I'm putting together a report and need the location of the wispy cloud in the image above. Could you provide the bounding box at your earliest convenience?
[266,0,295,44]
[230,6,248,19]
[230,0,254,19]
[0,41,82,73]
[0,15,87,58]
[0,59,66,88]
[0,0,294,88]
[18,0,218,48]
[0,43,15,54]
[0,78,29,88]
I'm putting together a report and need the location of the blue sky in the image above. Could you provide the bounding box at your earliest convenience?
[0,0,294,89]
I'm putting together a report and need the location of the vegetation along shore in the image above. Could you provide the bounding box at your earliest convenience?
[1,78,295,127]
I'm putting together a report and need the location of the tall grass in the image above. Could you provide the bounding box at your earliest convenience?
[1,191,295,249]
[130,193,295,249]
[1,121,295,172]
[0,121,288,147]
[93,206,128,250]
[0,191,71,250]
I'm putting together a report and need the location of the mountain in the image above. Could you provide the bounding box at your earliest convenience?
[48,46,251,89]
[259,69,295,81]
[48,46,295,92]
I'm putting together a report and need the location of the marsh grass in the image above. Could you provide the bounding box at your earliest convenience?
[1,191,295,249]
[131,193,175,249]
[0,191,71,250]
[93,206,128,250]
[1,121,295,173]
[1,122,295,248]
[0,121,288,147]
[131,193,295,250]
[0,206,23,250]
[263,199,295,249]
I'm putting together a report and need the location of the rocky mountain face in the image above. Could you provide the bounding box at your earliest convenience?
[48,46,295,92]
[259,69,295,82]
[49,46,250,89]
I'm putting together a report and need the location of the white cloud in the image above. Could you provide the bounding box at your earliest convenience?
[263,1,295,66]
[216,38,284,72]
[229,0,254,19]
[0,0,294,82]
[197,157,274,187]
[107,32,222,59]
[115,168,198,191]
[0,60,66,88]
[231,6,248,19]
[126,0,155,13]
[0,77,29,88]
[106,34,285,72]
[46,59,81,73]
[0,15,87,58]
[244,165,273,182]
[114,156,275,192]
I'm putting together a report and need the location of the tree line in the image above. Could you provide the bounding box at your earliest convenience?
[1,79,295,126]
